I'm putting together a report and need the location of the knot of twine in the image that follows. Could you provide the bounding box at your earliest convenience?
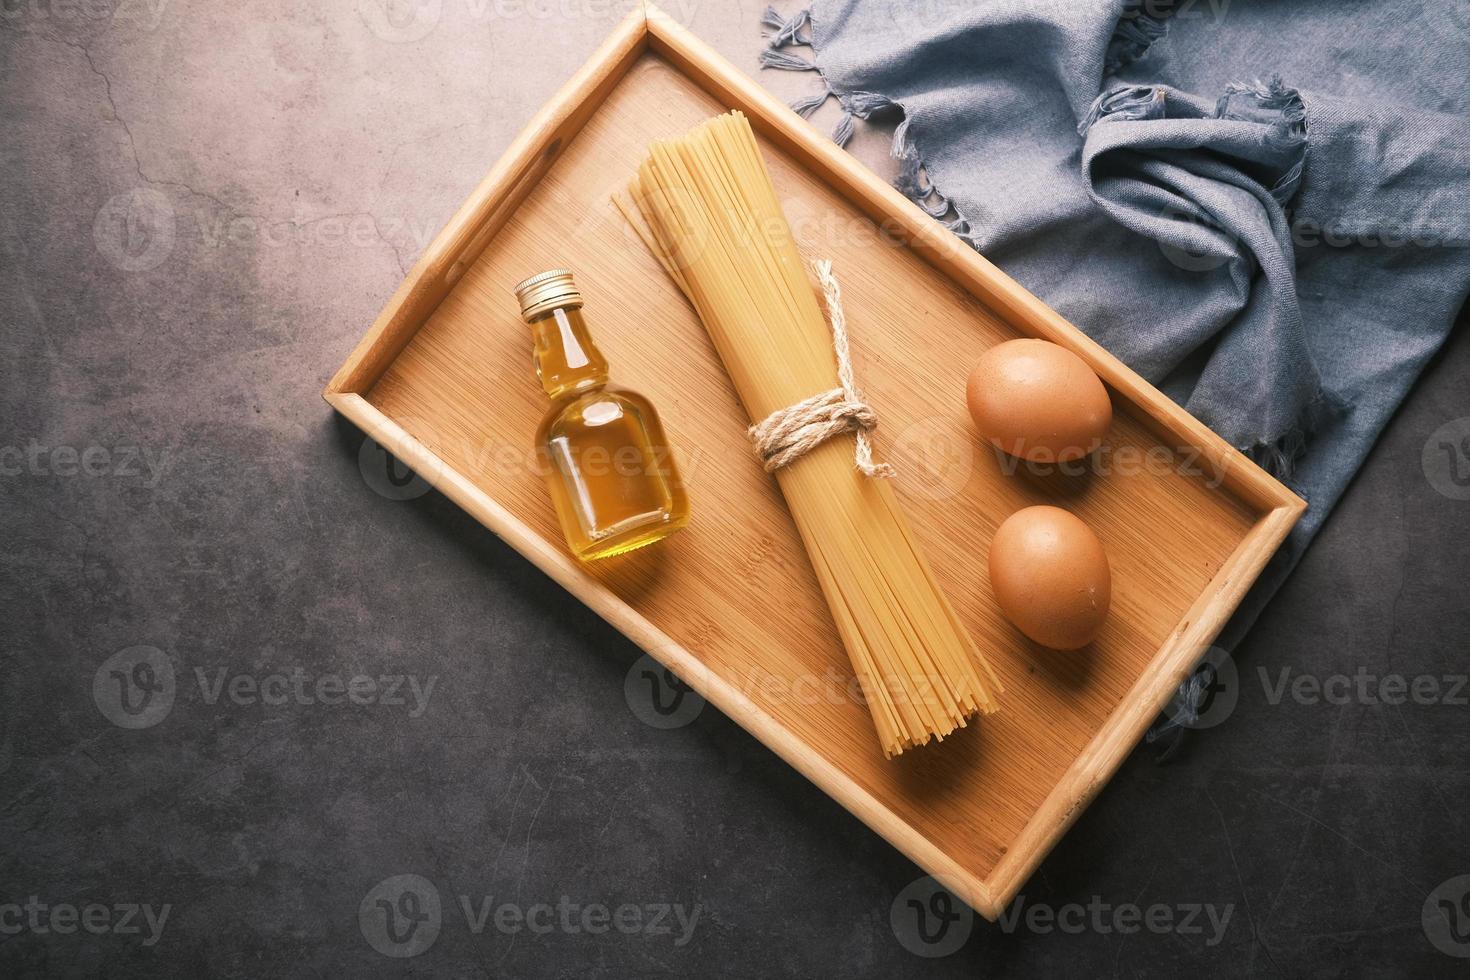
[747,260,896,479]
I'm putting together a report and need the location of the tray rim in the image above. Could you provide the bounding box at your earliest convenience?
[323,3,1305,920]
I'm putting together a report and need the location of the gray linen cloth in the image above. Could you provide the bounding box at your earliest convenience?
[761,0,1470,648]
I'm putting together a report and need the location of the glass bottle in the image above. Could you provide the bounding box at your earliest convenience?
[513,269,689,561]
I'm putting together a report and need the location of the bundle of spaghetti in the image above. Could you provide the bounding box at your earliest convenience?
[621,111,1000,758]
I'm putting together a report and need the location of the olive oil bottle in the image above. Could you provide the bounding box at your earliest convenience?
[514,270,689,560]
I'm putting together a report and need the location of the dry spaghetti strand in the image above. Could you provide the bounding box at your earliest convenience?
[623,112,1000,758]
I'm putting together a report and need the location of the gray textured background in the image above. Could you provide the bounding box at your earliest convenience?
[3,2,1468,976]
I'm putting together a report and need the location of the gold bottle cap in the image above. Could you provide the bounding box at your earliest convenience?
[513,269,583,320]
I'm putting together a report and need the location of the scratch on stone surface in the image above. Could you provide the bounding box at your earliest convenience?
[288,479,318,534]
[1379,476,1457,826]
[182,721,291,796]
[0,212,57,359]
[1289,922,1423,942]
[28,499,99,601]
[515,773,553,894]
[1110,863,1157,974]
[36,31,412,279]
[1384,701,1458,827]
[486,767,539,888]
[598,785,627,839]
[1248,783,1422,894]
[1204,786,1278,974]
[1387,486,1409,666]
[1,764,75,816]
[376,120,477,192]
[493,766,554,966]
[1257,702,1345,930]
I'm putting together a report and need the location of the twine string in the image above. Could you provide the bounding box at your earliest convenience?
[747,260,896,479]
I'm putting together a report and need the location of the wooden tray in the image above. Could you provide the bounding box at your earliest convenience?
[324,5,1303,919]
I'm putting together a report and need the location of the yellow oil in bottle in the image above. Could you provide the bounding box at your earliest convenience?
[514,270,689,561]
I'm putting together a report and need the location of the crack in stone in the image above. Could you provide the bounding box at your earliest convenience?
[369,215,411,277]
[35,30,412,276]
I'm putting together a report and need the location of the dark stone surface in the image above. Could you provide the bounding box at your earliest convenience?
[2,4,1467,977]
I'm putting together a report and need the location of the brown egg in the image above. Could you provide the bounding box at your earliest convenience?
[988,505,1111,650]
[966,339,1112,463]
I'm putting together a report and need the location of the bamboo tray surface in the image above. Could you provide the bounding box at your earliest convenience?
[326,7,1302,919]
